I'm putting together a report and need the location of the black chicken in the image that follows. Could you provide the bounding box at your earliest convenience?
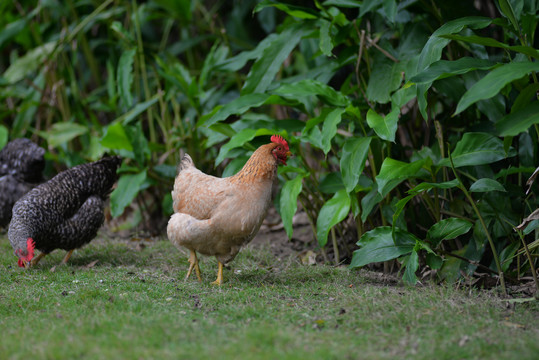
[0,138,45,228]
[8,156,122,268]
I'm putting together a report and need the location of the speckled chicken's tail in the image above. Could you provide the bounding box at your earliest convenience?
[178,153,194,173]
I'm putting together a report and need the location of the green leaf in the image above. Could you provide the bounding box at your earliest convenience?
[361,186,383,222]
[416,16,493,70]
[39,122,88,148]
[350,191,360,217]
[242,24,304,94]
[280,174,306,238]
[512,84,539,113]
[110,20,134,43]
[391,194,415,232]
[498,0,520,33]
[254,1,318,19]
[319,19,333,57]
[320,108,345,154]
[125,123,150,166]
[350,227,415,268]
[0,125,8,149]
[376,158,426,197]
[402,250,419,285]
[319,172,344,194]
[101,122,133,152]
[154,0,192,22]
[199,43,229,89]
[439,34,539,59]
[0,18,28,48]
[106,60,116,101]
[116,93,163,125]
[523,219,539,235]
[500,241,520,272]
[202,94,295,127]
[416,17,492,119]
[316,189,351,247]
[272,79,349,107]
[366,55,403,104]
[110,171,147,218]
[455,62,539,115]
[217,34,279,72]
[469,178,506,192]
[427,218,473,247]
[340,137,372,192]
[366,108,398,142]
[323,0,361,7]
[410,57,495,84]
[12,73,45,137]
[426,253,443,270]
[117,48,136,109]
[215,128,277,165]
[359,0,384,17]
[440,132,512,168]
[4,42,56,83]
[153,164,176,179]
[408,179,460,195]
[496,101,539,136]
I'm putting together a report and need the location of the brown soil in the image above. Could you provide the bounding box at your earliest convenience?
[250,206,317,260]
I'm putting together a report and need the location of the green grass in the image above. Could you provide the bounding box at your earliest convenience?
[0,235,538,360]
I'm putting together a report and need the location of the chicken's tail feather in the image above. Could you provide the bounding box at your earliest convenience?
[178,154,194,173]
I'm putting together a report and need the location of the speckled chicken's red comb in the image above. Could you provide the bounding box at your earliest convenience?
[270,135,289,150]
[26,238,35,258]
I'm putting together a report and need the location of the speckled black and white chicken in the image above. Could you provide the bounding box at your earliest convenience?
[8,156,122,268]
[0,138,45,228]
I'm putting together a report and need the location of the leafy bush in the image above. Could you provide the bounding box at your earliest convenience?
[1,0,538,292]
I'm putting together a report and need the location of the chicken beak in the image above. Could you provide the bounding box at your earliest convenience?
[286,151,292,158]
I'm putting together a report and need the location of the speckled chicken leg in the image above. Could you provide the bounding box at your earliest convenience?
[185,250,202,282]
[211,262,224,286]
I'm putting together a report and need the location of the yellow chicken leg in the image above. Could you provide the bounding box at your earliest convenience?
[30,252,48,266]
[61,249,74,264]
[211,261,224,286]
[50,250,74,272]
[185,250,202,282]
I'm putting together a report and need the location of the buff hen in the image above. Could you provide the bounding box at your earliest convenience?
[167,135,291,285]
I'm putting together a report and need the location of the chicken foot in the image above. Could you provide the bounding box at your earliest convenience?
[211,262,224,286]
[185,250,202,282]
[50,249,74,272]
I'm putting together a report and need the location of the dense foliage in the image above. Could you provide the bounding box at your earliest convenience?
[1,0,538,292]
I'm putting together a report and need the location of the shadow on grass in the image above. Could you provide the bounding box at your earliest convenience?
[16,238,182,270]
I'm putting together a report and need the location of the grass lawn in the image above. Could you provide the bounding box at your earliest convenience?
[1,234,538,360]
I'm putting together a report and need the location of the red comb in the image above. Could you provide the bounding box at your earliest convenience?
[270,135,289,150]
[26,238,35,260]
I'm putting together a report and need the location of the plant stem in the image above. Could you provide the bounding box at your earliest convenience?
[132,0,156,145]
[439,250,497,276]
[448,149,507,295]
[356,211,364,243]
[331,228,340,265]
[515,229,539,298]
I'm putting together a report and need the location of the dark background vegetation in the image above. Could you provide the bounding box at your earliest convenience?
[1,0,538,294]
